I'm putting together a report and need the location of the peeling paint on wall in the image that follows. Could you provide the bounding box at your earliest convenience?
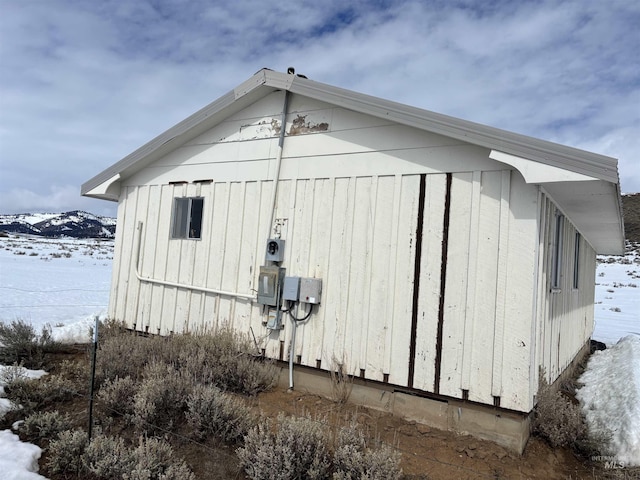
[236,118,282,140]
[288,115,329,135]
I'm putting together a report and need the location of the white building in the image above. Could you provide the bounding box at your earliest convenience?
[82,68,625,451]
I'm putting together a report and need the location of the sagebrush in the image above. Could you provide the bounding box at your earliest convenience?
[22,410,70,440]
[0,319,59,368]
[533,369,587,449]
[237,413,403,480]
[186,384,256,443]
[238,413,332,480]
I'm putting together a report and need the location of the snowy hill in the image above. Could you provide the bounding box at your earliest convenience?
[0,210,116,238]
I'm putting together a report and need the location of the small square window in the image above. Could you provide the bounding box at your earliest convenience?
[171,197,204,239]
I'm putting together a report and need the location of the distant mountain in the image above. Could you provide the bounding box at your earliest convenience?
[0,210,116,238]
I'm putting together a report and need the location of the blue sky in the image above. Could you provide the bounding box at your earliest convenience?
[1,0,638,216]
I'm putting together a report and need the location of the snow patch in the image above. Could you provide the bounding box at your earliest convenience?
[0,430,46,479]
[577,335,640,466]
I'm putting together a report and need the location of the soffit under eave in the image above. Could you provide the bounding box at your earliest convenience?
[541,181,625,255]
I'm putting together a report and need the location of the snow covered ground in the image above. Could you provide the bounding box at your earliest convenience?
[0,234,638,476]
[0,234,112,342]
[593,242,640,346]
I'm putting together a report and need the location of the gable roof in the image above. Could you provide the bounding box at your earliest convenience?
[82,68,625,254]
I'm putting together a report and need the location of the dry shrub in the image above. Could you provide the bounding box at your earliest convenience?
[332,421,402,480]
[2,369,77,413]
[237,413,332,480]
[0,319,59,368]
[22,410,70,440]
[212,353,278,395]
[95,333,153,385]
[96,325,277,396]
[47,431,195,480]
[97,375,137,418]
[55,359,88,391]
[330,357,353,405]
[533,370,586,448]
[124,436,195,480]
[132,361,192,433]
[46,429,89,477]
[185,384,256,443]
[83,434,134,478]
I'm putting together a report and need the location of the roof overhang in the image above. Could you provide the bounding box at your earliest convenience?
[82,68,626,254]
[488,150,625,254]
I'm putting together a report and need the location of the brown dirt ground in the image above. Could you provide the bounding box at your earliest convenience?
[4,349,637,480]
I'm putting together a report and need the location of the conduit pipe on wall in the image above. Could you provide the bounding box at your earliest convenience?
[288,303,298,390]
[264,89,290,261]
[134,221,255,300]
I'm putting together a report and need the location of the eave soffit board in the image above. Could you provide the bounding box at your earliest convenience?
[82,173,120,202]
[489,150,598,183]
[541,181,625,255]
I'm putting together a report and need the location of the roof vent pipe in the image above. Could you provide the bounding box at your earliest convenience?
[287,67,295,75]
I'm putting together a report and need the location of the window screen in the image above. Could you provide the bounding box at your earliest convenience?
[551,213,564,289]
[573,232,581,289]
[171,197,204,239]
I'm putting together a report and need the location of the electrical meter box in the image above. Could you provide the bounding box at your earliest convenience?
[282,276,300,301]
[257,266,285,306]
[299,278,322,304]
[265,238,285,262]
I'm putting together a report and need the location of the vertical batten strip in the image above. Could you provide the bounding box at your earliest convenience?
[407,174,426,388]
[491,170,511,397]
[460,171,482,392]
[433,173,452,393]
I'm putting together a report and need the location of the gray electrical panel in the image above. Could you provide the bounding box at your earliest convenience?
[257,266,285,306]
[299,278,322,304]
[282,276,300,301]
[265,238,285,262]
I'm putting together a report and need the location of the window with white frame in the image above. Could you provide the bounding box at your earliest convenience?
[573,232,581,289]
[551,213,564,289]
[171,197,204,239]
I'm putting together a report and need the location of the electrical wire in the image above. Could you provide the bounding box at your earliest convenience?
[287,300,313,322]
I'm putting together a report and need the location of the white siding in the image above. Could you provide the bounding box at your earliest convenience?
[437,171,538,411]
[535,193,596,385]
[108,93,551,412]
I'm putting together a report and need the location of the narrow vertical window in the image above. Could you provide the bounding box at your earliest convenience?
[573,232,581,289]
[171,197,204,239]
[551,213,564,289]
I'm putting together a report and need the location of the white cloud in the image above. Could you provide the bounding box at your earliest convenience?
[0,0,638,217]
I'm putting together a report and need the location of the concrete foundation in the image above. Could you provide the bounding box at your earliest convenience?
[278,364,531,453]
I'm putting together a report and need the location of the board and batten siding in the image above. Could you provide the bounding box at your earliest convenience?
[107,90,544,412]
[534,193,596,385]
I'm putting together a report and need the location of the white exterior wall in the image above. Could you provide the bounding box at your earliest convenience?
[534,193,596,385]
[109,91,543,412]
